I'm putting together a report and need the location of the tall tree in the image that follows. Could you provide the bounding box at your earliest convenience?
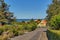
[0,0,15,25]
[46,0,60,21]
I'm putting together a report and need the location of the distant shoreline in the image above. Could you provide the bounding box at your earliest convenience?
[16,19,42,22]
[16,19,36,22]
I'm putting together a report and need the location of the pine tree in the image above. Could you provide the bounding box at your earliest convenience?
[0,0,15,25]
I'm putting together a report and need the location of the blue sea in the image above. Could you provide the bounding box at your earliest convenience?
[16,19,34,22]
[16,19,42,22]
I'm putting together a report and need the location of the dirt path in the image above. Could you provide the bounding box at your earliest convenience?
[10,28,48,40]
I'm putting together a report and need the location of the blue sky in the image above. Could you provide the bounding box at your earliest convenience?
[5,0,52,19]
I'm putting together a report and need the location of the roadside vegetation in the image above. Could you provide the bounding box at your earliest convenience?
[0,0,41,40]
[0,20,38,40]
[46,0,60,40]
[47,30,60,40]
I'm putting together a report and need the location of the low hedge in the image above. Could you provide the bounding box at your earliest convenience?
[47,30,60,40]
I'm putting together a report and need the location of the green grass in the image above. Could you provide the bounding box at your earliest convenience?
[47,29,60,40]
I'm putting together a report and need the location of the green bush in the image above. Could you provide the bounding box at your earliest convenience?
[0,20,37,40]
[49,14,60,30]
[47,30,60,40]
[26,22,37,31]
[0,27,4,35]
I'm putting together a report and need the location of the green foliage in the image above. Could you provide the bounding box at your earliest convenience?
[46,0,60,21]
[30,19,34,22]
[0,21,37,35]
[0,0,15,25]
[0,25,24,36]
[49,14,60,30]
[46,0,60,29]
[0,20,37,40]
[47,30,60,40]
[0,27,4,35]
[21,21,37,31]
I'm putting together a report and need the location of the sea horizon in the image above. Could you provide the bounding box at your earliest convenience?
[16,19,42,22]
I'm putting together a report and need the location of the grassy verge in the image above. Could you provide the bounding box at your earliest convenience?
[47,29,60,40]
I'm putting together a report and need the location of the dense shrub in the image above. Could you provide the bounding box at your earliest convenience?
[0,27,4,35]
[23,22,37,31]
[0,20,38,40]
[49,14,60,30]
[47,30,60,40]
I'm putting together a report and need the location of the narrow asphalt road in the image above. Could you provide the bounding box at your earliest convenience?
[10,28,48,40]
